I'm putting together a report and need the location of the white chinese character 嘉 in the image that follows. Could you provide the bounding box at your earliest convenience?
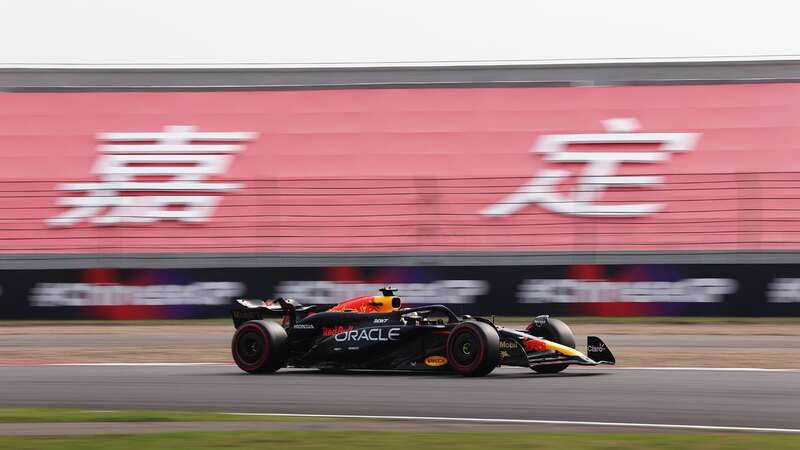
[481,118,698,217]
[48,125,257,226]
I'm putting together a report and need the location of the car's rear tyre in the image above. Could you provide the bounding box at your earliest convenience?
[527,318,575,374]
[446,321,500,377]
[232,320,288,374]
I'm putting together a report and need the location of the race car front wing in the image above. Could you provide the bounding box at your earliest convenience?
[526,336,616,368]
[498,328,615,369]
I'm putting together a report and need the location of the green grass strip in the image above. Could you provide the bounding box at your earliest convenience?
[0,408,320,424]
[1,430,799,450]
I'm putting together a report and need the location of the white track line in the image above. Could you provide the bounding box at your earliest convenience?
[223,412,800,434]
[607,366,800,373]
[45,362,230,367]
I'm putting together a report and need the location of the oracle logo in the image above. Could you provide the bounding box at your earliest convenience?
[334,327,401,342]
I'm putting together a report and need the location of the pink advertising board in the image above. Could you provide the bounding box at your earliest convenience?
[0,84,798,253]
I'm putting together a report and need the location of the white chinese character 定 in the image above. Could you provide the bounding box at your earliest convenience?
[481,118,698,218]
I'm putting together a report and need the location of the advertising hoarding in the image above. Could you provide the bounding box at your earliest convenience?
[3,264,800,319]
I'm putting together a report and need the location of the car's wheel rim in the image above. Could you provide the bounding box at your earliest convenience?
[236,330,264,364]
[452,331,479,366]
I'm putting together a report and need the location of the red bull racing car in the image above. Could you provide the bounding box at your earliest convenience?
[231,287,615,376]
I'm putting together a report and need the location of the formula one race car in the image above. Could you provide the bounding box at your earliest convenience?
[230,287,615,376]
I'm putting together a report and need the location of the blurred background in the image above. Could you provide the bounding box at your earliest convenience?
[2,1,800,321]
[1,1,800,448]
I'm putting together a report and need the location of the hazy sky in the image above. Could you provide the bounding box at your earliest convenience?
[2,0,799,67]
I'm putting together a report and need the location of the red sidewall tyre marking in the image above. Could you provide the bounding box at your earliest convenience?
[232,323,270,372]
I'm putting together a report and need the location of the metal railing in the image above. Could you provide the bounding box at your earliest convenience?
[0,172,798,256]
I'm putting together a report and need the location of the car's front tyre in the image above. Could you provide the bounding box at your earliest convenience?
[446,321,500,377]
[527,318,575,374]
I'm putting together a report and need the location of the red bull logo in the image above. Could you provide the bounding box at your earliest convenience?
[322,325,353,337]
[523,338,547,352]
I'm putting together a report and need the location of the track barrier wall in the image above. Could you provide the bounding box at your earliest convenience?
[3,264,800,319]
[0,84,799,254]
[2,83,800,317]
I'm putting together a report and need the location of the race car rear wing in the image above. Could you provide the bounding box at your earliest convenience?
[231,298,315,328]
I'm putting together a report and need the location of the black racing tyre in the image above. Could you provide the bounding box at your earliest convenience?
[446,321,500,377]
[231,320,288,374]
[527,318,575,374]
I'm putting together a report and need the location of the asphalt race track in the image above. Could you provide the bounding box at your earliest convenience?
[2,364,799,430]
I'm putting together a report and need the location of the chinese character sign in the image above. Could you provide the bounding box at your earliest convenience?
[48,126,257,226]
[482,118,699,217]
